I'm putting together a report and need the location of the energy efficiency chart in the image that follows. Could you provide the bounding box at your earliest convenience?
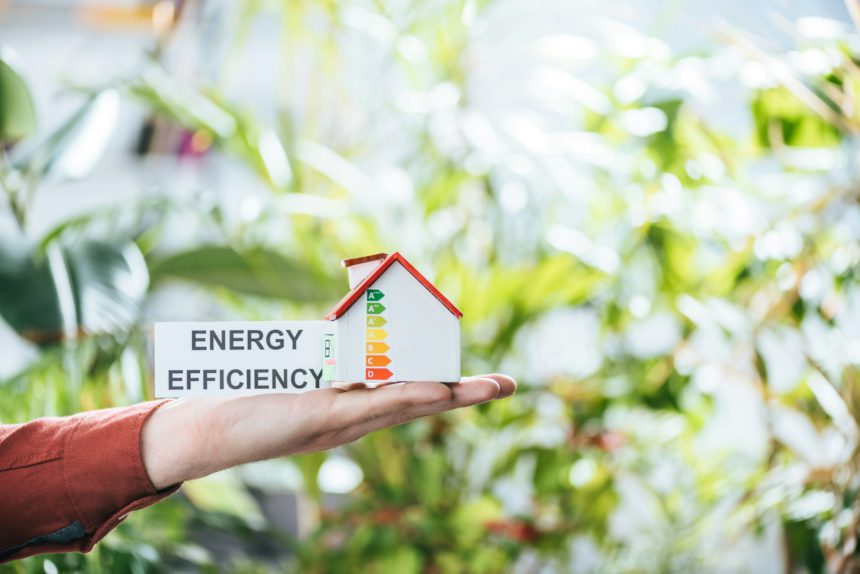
[365,288,392,381]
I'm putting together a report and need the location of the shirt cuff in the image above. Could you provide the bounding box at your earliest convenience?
[62,399,182,551]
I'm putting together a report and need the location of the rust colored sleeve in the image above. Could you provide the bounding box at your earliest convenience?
[0,400,182,563]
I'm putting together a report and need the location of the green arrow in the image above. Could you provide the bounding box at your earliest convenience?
[367,302,386,314]
[367,315,387,327]
[366,289,385,301]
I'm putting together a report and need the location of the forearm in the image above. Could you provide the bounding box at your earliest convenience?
[140,397,263,489]
[141,391,343,488]
[0,376,511,561]
[140,377,513,490]
[0,401,180,563]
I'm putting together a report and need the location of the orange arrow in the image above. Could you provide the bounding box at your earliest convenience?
[366,342,390,354]
[366,368,393,380]
[366,355,391,367]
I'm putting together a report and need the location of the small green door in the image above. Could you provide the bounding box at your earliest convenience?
[322,333,337,382]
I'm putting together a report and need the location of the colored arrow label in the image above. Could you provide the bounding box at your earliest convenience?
[366,342,390,354]
[365,288,390,382]
[366,368,393,380]
[366,355,391,367]
[366,289,385,301]
[366,328,388,341]
[367,302,386,314]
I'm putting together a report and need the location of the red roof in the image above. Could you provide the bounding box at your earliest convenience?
[325,252,463,320]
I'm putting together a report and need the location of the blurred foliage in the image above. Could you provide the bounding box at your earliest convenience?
[148,245,340,303]
[2,1,860,573]
[0,55,36,142]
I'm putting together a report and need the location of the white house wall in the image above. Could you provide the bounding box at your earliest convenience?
[334,261,460,384]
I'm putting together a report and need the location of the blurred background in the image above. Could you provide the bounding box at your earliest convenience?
[1,0,859,572]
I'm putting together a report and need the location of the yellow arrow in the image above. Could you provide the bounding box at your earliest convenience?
[366,342,390,354]
[366,328,388,341]
[366,316,387,327]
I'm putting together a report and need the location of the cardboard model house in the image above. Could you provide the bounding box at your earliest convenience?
[323,252,462,385]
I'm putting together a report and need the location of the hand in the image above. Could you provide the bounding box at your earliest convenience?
[141,375,516,490]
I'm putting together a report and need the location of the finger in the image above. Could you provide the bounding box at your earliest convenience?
[359,375,508,431]
[338,375,504,424]
[318,375,512,431]
[448,376,503,406]
[318,377,502,447]
[292,374,514,439]
[473,373,517,398]
[320,380,455,431]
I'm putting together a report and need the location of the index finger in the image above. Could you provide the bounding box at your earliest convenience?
[313,376,515,447]
[319,376,503,431]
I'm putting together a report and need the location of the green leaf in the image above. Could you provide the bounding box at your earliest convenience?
[67,241,149,334]
[148,245,338,302]
[752,88,840,149]
[12,90,118,180]
[130,65,237,139]
[0,240,63,341]
[783,519,826,574]
[0,53,37,143]
[377,547,422,574]
[0,237,149,345]
[182,472,264,526]
[128,66,292,190]
[294,451,327,502]
[451,497,502,547]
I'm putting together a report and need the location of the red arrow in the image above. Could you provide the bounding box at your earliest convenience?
[366,355,391,367]
[366,368,393,380]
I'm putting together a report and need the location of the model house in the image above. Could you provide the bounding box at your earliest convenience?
[155,252,463,397]
[324,252,462,385]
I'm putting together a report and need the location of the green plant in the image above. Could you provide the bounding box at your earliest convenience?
[2,3,860,574]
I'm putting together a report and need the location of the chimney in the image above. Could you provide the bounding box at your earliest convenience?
[343,253,388,289]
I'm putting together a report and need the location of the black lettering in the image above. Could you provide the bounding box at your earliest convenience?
[210,330,225,351]
[247,330,264,350]
[227,369,243,389]
[273,369,289,389]
[292,368,307,389]
[310,368,323,389]
[229,330,242,350]
[254,369,268,389]
[187,369,200,389]
[266,330,284,350]
[208,329,227,351]
[203,369,217,390]
[168,370,183,390]
[286,329,303,350]
[191,330,206,351]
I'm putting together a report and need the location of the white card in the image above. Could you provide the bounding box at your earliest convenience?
[154,321,334,397]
